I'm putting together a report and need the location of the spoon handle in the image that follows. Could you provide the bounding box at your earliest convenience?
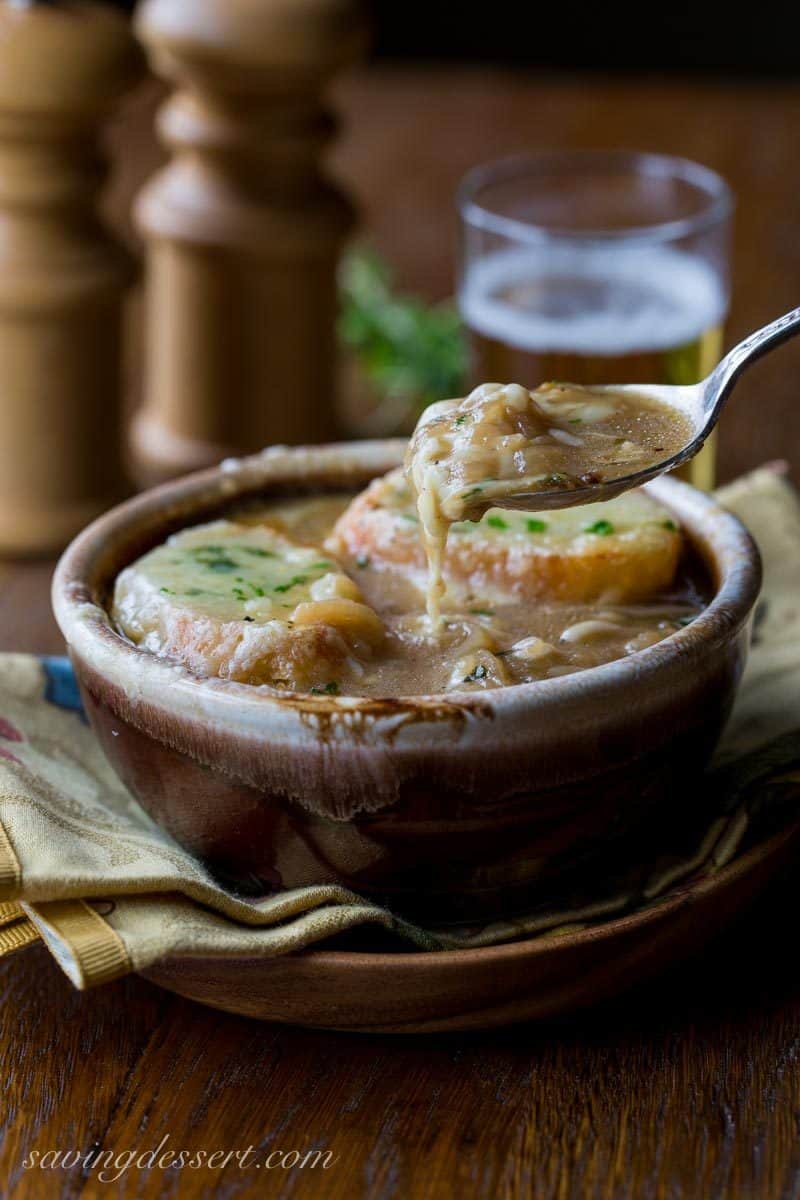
[706,306,800,416]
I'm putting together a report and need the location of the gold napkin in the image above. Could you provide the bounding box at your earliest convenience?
[1,467,798,988]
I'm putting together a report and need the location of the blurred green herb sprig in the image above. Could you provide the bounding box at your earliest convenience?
[338,248,468,412]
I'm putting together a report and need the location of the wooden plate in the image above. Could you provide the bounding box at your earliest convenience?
[139,818,800,1033]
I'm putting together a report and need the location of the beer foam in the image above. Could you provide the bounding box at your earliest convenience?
[459,245,727,355]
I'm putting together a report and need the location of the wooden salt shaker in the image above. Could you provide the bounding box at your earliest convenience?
[0,0,141,555]
[131,0,368,485]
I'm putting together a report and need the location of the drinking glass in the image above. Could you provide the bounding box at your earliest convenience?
[457,150,733,488]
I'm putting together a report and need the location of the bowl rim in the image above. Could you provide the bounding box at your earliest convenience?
[52,439,762,730]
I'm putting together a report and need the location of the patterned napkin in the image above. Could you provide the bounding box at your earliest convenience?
[0,467,798,989]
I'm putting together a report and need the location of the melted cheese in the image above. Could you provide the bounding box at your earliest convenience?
[114,520,343,632]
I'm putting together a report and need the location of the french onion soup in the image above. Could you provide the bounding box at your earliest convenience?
[112,388,705,699]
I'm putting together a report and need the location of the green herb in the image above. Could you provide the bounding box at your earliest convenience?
[526,518,548,533]
[469,608,494,617]
[239,546,275,558]
[189,545,242,571]
[463,663,488,683]
[338,249,467,411]
[274,575,308,594]
[584,519,615,536]
[486,515,509,531]
[355,555,371,569]
[159,587,174,595]
[311,681,340,696]
[569,418,582,425]
[235,576,264,597]
[311,561,333,571]
[232,586,248,601]
[662,519,678,532]
[197,556,238,572]
[454,414,470,427]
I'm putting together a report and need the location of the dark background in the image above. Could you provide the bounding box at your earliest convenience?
[109,1,800,75]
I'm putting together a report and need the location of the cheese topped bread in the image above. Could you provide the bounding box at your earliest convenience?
[112,520,383,690]
[328,469,682,607]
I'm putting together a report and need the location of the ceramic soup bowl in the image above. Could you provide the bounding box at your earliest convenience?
[52,440,761,920]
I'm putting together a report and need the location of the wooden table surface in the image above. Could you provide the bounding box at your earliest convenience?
[2,66,800,1199]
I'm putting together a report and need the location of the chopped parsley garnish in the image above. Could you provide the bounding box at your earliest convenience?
[662,519,678,532]
[232,576,265,598]
[274,575,308,594]
[469,608,494,617]
[526,518,548,533]
[232,586,248,601]
[194,552,238,571]
[159,587,174,595]
[311,561,333,570]
[486,515,509,530]
[568,417,582,425]
[463,663,488,683]
[191,543,279,571]
[584,519,615,536]
[311,681,340,695]
[454,414,470,427]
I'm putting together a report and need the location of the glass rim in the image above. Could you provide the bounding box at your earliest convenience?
[457,150,734,246]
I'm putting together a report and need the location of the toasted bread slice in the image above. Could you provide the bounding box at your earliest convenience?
[328,469,682,605]
[112,520,382,690]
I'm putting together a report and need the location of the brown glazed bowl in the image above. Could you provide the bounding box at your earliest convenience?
[52,441,761,921]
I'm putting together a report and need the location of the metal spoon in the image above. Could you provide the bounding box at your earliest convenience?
[490,305,800,512]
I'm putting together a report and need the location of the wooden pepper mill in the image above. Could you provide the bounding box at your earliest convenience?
[131,0,368,484]
[0,0,141,555]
